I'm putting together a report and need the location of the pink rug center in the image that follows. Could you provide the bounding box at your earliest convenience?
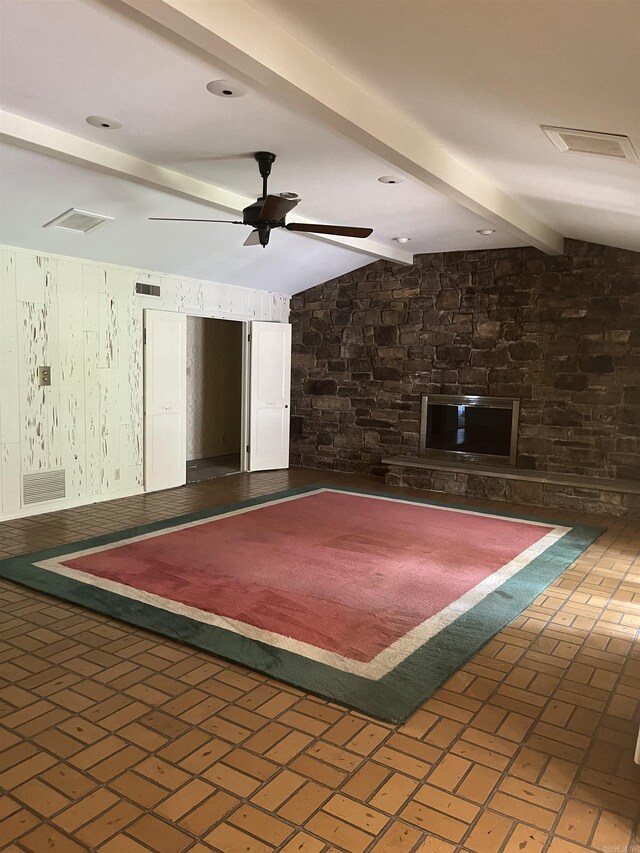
[61,491,553,661]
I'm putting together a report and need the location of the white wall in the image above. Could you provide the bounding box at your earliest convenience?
[186,317,243,461]
[0,245,289,519]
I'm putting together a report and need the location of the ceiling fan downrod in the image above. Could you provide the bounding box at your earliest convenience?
[255,151,276,201]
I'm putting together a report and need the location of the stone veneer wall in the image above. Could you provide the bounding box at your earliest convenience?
[289,240,640,515]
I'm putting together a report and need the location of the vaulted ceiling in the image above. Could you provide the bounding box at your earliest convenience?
[1,0,638,295]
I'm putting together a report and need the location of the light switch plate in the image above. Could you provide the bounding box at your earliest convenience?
[38,366,51,386]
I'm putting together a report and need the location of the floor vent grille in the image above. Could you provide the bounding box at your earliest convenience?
[23,469,66,505]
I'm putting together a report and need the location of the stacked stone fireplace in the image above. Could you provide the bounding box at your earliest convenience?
[289,240,640,518]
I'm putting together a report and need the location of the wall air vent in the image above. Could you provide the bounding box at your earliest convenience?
[541,126,639,162]
[43,208,114,234]
[22,469,66,505]
[135,282,161,297]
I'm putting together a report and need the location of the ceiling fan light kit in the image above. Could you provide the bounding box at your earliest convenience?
[150,151,373,248]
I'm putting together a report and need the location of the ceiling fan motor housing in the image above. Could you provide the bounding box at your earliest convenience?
[242,199,268,227]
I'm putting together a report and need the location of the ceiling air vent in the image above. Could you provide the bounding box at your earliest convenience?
[135,282,161,297]
[23,469,66,505]
[542,126,639,163]
[43,208,114,234]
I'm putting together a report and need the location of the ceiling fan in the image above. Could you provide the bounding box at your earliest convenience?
[150,151,373,247]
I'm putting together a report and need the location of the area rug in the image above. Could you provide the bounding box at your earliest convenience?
[0,485,603,721]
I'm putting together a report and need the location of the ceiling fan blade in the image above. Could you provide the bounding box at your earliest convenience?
[149,217,243,223]
[243,230,261,246]
[286,223,373,238]
[259,195,299,221]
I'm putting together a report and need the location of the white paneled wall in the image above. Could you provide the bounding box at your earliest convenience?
[0,245,289,519]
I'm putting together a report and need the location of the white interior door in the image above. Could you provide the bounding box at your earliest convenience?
[248,321,291,471]
[144,309,187,492]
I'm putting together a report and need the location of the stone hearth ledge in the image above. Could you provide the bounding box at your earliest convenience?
[382,456,640,518]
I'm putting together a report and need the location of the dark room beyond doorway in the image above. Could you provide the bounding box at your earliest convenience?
[186,316,243,483]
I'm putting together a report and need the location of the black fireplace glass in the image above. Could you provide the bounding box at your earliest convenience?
[426,403,513,459]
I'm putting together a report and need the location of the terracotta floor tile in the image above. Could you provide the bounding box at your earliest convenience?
[538,755,578,794]
[20,824,87,852]
[304,811,373,852]
[369,820,422,851]
[97,835,155,852]
[368,772,417,814]
[339,763,389,803]
[75,800,142,847]
[413,836,457,853]
[547,838,595,853]
[286,754,346,789]
[372,745,434,778]
[463,810,513,853]
[556,797,598,845]
[13,777,71,817]
[0,807,40,843]
[497,775,564,812]
[455,764,500,804]
[0,470,638,852]
[277,781,331,823]
[426,754,471,791]
[135,756,190,790]
[228,803,294,846]
[251,769,306,811]
[278,831,325,852]
[323,792,389,834]
[413,784,479,824]
[204,822,274,853]
[488,791,556,831]
[127,813,193,853]
[110,770,168,808]
[178,738,231,774]
[590,809,635,853]
[502,823,547,853]
[155,778,215,821]
[53,788,120,833]
[178,790,239,835]
[399,800,468,843]
[203,761,262,797]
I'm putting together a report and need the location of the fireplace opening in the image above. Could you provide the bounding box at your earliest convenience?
[420,394,520,467]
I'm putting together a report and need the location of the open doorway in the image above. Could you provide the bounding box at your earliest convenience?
[185,316,244,484]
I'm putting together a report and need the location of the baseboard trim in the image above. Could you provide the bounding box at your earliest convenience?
[0,487,144,522]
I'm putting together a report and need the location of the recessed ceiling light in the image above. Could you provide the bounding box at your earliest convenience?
[86,115,122,129]
[541,125,638,162]
[278,192,300,200]
[206,79,247,98]
[393,236,411,244]
[378,175,404,184]
[476,229,496,236]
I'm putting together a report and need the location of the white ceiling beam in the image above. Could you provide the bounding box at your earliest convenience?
[116,0,564,255]
[0,110,413,265]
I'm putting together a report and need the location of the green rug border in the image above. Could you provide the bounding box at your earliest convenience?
[0,484,605,722]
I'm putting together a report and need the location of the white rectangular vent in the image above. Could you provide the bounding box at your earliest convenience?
[23,469,66,505]
[135,282,161,297]
[542,126,639,162]
[43,208,113,234]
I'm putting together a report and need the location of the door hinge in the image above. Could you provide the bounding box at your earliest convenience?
[246,445,250,454]
[247,333,252,343]
[143,328,147,345]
